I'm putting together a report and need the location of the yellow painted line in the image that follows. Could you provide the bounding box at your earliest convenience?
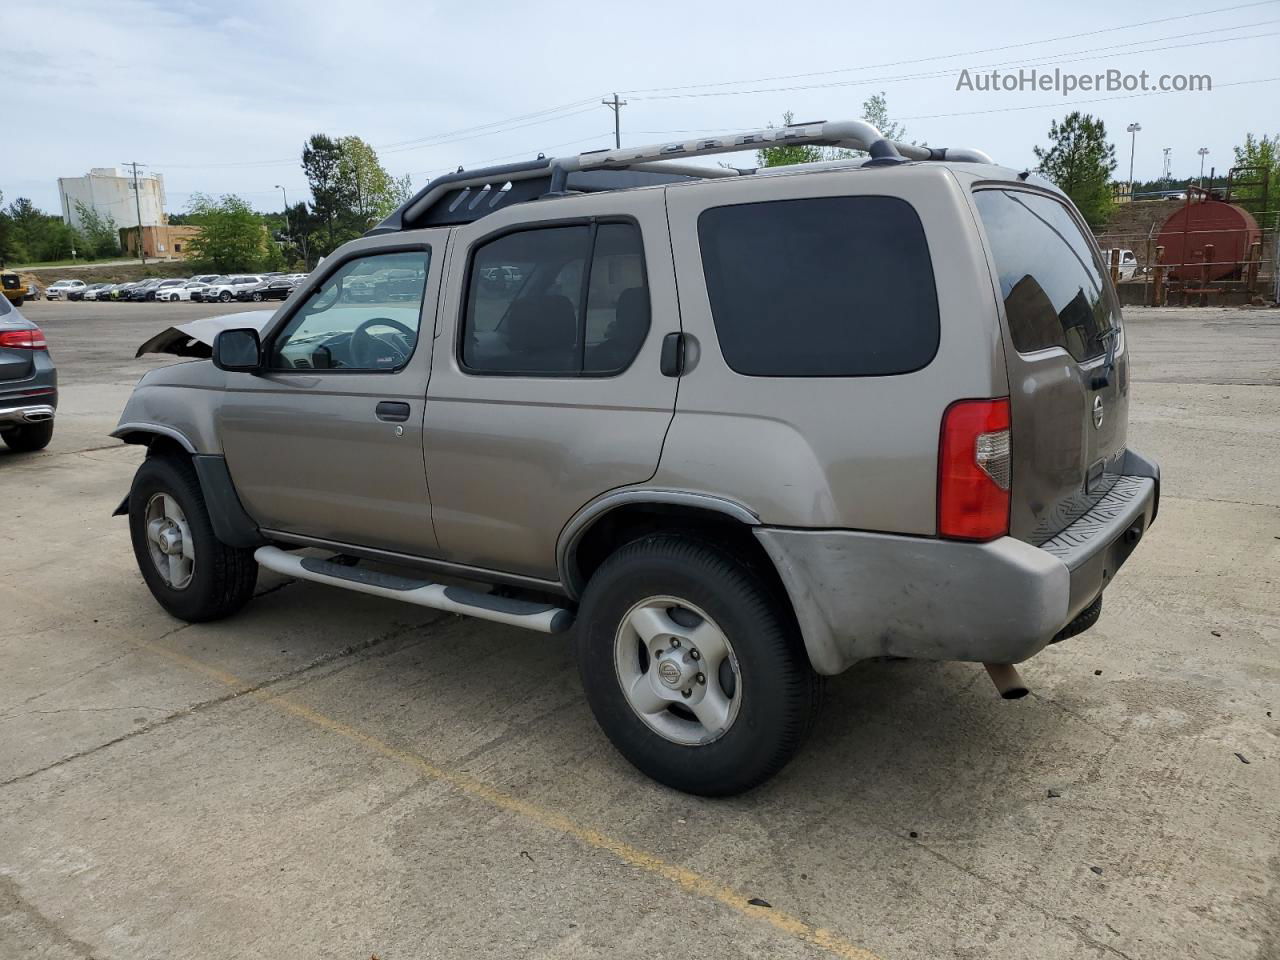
[136,637,882,960]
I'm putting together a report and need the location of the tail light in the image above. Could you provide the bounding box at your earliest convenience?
[0,328,47,350]
[938,397,1011,541]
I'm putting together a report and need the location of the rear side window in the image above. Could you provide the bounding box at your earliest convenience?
[697,197,939,377]
[462,221,649,376]
[974,189,1117,362]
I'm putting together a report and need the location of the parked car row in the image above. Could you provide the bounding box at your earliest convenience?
[45,273,309,304]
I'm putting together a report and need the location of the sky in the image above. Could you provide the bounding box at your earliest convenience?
[3,0,1277,217]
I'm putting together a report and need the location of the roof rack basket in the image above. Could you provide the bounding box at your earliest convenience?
[370,118,993,233]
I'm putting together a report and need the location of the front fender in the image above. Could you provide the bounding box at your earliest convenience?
[113,361,226,455]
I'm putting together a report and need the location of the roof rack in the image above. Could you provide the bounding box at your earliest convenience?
[369,119,994,234]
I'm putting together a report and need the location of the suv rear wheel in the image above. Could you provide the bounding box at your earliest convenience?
[575,535,819,796]
[128,454,258,622]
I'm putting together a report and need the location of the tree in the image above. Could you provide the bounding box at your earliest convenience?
[758,94,912,168]
[757,111,833,168]
[73,201,120,259]
[7,198,45,257]
[338,135,406,228]
[1232,132,1279,224]
[184,194,269,271]
[302,133,355,256]
[0,192,14,266]
[1033,112,1116,229]
[861,91,908,143]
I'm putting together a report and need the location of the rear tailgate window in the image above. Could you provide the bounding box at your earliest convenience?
[973,190,1117,360]
[697,196,939,376]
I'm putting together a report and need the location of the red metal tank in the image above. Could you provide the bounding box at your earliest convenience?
[1157,197,1262,281]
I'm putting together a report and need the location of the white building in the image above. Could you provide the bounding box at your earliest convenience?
[58,167,166,231]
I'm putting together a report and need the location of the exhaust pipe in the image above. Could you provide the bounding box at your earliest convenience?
[984,663,1029,699]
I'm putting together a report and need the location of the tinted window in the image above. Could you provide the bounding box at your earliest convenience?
[269,250,429,371]
[974,189,1117,362]
[697,197,939,377]
[462,222,649,376]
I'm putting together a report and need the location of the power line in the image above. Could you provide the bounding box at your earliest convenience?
[626,27,1279,100]
[154,99,606,169]
[619,0,1280,96]
[407,132,614,181]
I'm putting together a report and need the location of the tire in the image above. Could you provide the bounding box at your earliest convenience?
[128,453,257,622]
[575,535,820,796]
[219,291,232,302]
[251,291,263,302]
[1,420,54,452]
[13,296,23,307]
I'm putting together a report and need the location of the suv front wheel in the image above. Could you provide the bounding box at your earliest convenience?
[128,454,258,622]
[576,535,820,796]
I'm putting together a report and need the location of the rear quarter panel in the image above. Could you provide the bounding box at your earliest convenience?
[657,165,1007,535]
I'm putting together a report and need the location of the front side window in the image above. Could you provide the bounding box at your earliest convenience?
[461,221,649,376]
[697,196,940,377]
[974,189,1118,362]
[269,250,429,371]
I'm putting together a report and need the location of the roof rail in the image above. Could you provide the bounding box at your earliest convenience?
[369,119,994,234]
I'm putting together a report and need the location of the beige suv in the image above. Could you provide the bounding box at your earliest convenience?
[113,120,1159,795]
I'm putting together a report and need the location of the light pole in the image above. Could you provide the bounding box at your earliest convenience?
[1126,122,1141,196]
[1198,147,1210,186]
[274,184,289,233]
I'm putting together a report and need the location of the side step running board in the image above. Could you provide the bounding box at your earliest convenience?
[254,546,574,634]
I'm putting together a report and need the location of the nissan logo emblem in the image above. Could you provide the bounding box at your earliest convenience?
[1092,395,1105,429]
[658,660,681,686]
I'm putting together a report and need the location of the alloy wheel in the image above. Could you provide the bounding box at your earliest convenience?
[144,492,195,589]
[613,596,742,745]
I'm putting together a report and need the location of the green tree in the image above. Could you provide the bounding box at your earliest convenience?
[7,198,45,258]
[758,94,912,168]
[1232,132,1279,224]
[302,133,355,255]
[1033,112,1117,229]
[0,192,15,266]
[73,201,121,259]
[757,111,830,168]
[861,91,908,143]
[38,221,79,261]
[338,135,402,228]
[184,193,269,272]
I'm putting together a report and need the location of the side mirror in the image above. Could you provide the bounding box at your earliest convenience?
[212,328,262,372]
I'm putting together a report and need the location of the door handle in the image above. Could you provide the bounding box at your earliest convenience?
[375,401,411,422]
[660,332,686,377]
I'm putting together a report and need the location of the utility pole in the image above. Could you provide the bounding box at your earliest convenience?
[1126,122,1141,197]
[123,161,147,266]
[602,93,627,149]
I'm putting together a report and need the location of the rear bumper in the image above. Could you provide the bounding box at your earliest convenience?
[756,449,1160,675]
[0,401,56,426]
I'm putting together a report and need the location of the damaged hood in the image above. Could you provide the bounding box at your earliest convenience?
[135,310,276,358]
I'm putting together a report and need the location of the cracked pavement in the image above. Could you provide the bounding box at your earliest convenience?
[0,301,1277,959]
